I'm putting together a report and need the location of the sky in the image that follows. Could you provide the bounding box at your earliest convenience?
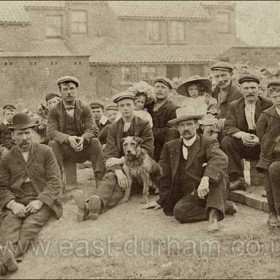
[235,1,280,46]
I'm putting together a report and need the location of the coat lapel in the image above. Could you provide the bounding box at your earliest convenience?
[185,136,201,171]
[75,101,83,133]
[57,102,65,131]
[171,139,182,179]
[255,97,263,121]
[26,143,36,167]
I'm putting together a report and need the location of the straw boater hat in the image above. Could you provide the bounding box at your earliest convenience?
[168,105,207,125]
[176,75,212,96]
[9,113,36,130]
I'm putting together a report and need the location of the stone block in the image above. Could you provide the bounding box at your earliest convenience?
[228,190,246,204]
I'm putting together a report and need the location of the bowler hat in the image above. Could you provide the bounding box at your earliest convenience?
[45,93,61,102]
[176,76,212,96]
[267,79,280,88]
[3,104,16,111]
[210,61,233,72]
[112,91,135,104]
[9,113,36,130]
[153,76,173,89]
[57,76,80,87]
[168,105,206,125]
[238,73,260,85]
[90,100,105,110]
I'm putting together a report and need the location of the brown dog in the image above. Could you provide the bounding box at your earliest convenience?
[120,136,162,204]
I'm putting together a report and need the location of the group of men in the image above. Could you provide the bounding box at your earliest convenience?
[0,61,280,276]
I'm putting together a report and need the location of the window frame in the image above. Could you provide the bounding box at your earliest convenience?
[70,10,88,35]
[170,21,185,42]
[140,65,157,84]
[45,14,63,38]
[146,20,161,42]
[216,12,230,34]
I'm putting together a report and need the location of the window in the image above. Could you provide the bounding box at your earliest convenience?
[71,10,87,34]
[146,21,161,42]
[140,66,156,84]
[121,66,138,83]
[46,15,62,37]
[216,12,230,33]
[170,21,185,41]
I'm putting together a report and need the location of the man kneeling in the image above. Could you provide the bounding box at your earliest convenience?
[0,113,62,275]
[145,106,228,232]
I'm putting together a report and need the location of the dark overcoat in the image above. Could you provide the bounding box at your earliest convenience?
[213,82,243,119]
[47,100,98,144]
[256,106,280,171]
[104,115,154,172]
[0,143,63,219]
[158,136,228,216]
[223,96,273,136]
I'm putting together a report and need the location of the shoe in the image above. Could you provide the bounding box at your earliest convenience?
[225,201,237,215]
[74,190,89,222]
[87,195,102,220]
[229,178,247,191]
[267,212,280,227]
[207,209,219,232]
[0,246,18,273]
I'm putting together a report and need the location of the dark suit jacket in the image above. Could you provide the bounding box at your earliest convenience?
[47,100,98,144]
[213,82,243,119]
[158,136,228,216]
[0,122,14,149]
[104,115,154,172]
[256,106,280,171]
[0,143,62,219]
[223,96,273,136]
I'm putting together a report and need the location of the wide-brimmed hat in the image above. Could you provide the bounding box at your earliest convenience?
[168,105,206,125]
[176,76,212,96]
[9,113,36,130]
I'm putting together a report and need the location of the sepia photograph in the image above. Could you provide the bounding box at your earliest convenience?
[0,0,280,279]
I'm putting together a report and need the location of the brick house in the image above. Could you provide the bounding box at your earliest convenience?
[0,1,245,107]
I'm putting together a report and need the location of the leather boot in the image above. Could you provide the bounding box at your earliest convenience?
[74,190,89,222]
[0,246,18,273]
[208,209,219,233]
[87,195,102,220]
[229,177,247,191]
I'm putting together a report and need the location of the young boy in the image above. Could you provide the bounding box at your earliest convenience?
[0,104,16,156]
[256,80,280,227]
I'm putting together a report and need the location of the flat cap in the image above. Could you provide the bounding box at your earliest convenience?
[238,73,260,85]
[153,76,173,89]
[104,103,118,111]
[57,76,80,87]
[90,100,105,110]
[112,91,135,104]
[45,92,61,102]
[210,61,233,72]
[267,79,280,88]
[3,104,16,110]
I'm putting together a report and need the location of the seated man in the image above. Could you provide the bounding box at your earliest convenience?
[0,113,62,275]
[221,74,272,191]
[256,80,280,227]
[47,76,105,183]
[144,105,228,232]
[0,104,17,157]
[74,91,154,222]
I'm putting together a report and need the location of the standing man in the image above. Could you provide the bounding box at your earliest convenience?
[221,74,272,191]
[144,105,228,232]
[74,91,154,222]
[47,76,104,183]
[0,105,17,157]
[146,77,179,161]
[211,62,243,132]
[0,113,62,274]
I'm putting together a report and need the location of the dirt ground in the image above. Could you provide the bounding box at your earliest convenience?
[3,168,280,279]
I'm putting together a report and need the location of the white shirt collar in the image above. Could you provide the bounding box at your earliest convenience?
[275,106,280,116]
[182,135,197,147]
[2,119,9,126]
[99,115,108,125]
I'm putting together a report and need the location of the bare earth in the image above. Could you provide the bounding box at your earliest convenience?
[3,168,280,279]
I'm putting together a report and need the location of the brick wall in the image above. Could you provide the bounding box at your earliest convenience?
[0,56,96,112]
